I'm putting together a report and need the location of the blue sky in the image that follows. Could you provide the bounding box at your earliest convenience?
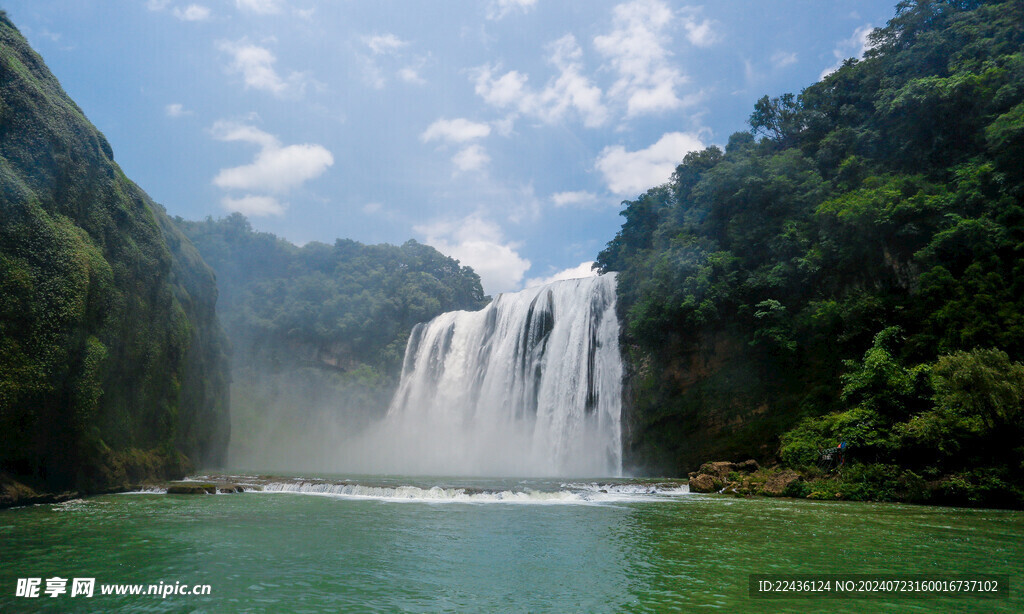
[6,0,898,294]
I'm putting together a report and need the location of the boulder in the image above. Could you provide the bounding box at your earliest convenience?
[689,474,720,493]
[761,470,800,496]
[736,459,759,473]
[697,461,738,479]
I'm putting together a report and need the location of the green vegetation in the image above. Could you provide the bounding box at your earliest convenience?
[174,214,486,466]
[0,15,229,497]
[598,0,1024,507]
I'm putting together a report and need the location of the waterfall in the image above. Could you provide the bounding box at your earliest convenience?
[382,273,623,477]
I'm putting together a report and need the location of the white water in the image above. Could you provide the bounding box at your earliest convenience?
[365,274,624,477]
[127,478,690,504]
[257,480,689,504]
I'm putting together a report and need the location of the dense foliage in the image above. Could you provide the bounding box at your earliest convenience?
[598,0,1024,506]
[0,14,230,495]
[177,213,486,373]
[175,214,486,467]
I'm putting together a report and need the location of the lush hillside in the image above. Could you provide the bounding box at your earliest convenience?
[175,214,486,468]
[598,0,1024,506]
[0,13,230,500]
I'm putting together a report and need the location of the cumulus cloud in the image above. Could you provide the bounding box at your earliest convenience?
[211,122,333,193]
[165,103,191,117]
[365,33,408,55]
[211,121,332,217]
[821,24,873,79]
[524,261,597,288]
[472,34,607,127]
[416,216,531,294]
[222,195,286,216]
[236,0,282,15]
[487,0,538,20]
[421,118,491,143]
[596,131,704,196]
[452,145,491,174]
[397,67,426,85]
[219,39,310,97]
[771,51,798,69]
[173,4,211,21]
[594,0,688,117]
[421,119,491,174]
[360,34,427,89]
[681,10,720,47]
[551,191,598,208]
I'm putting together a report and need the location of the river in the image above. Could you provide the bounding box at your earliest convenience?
[1,474,1021,612]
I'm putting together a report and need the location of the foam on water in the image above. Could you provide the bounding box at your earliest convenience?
[255,478,691,505]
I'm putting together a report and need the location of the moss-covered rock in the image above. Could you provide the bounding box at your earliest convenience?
[167,483,217,495]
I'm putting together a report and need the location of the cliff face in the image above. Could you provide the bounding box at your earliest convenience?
[0,13,229,495]
[621,332,786,475]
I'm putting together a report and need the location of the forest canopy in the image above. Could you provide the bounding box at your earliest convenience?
[598,0,1024,506]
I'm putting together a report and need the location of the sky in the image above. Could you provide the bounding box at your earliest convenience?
[6,0,899,295]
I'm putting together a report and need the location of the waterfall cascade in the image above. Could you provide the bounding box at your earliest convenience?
[384,273,623,477]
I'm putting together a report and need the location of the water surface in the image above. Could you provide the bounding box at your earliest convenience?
[1,476,1020,612]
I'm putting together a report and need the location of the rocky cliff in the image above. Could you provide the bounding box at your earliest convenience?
[0,12,230,501]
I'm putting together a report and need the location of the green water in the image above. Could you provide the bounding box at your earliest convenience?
[0,477,1021,612]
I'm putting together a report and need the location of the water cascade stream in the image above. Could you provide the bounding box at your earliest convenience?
[383,274,623,476]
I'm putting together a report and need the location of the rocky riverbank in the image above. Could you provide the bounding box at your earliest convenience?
[687,460,805,498]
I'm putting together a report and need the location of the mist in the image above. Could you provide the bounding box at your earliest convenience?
[227,276,624,478]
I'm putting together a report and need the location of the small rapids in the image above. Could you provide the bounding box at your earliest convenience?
[124,475,692,505]
[260,479,690,504]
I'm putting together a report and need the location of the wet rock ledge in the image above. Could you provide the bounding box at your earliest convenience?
[165,482,247,495]
[687,460,803,497]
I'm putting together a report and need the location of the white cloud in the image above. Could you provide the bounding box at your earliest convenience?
[398,67,426,85]
[219,39,309,98]
[474,67,529,108]
[173,4,211,21]
[165,103,191,117]
[421,118,491,143]
[365,33,408,55]
[452,145,490,174]
[360,34,426,89]
[525,261,597,288]
[771,51,798,69]
[681,10,720,47]
[596,131,704,196]
[221,195,285,216]
[472,35,607,127]
[416,216,531,294]
[146,0,170,10]
[211,121,334,193]
[594,0,688,117]
[420,119,492,174]
[362,202,383,214]
[236,0,282,15]
[821,24,873,79]
[487,0,538,20]
[551,191,598,208]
